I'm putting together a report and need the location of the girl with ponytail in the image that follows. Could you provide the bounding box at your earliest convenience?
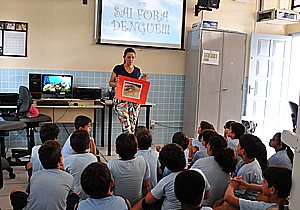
[269,132,293,169]
[191,134,237,207]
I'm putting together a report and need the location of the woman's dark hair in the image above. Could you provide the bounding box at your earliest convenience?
[209,134,237,173]
[275,132,294,164]
[123,48,136,63]
[240,134,268,171]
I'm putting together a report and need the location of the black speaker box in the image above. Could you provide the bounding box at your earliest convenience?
[73,87,102,100]
[197,0,219,9]
[29,73,42,99]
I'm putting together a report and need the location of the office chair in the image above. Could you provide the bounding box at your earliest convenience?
[8,86,52,166]
[289,101,298,132]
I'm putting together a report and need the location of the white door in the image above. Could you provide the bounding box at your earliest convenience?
[246,33,292,143]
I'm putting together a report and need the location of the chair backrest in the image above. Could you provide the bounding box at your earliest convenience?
[18,86,32,113]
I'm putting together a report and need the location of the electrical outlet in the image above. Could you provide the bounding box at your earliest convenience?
[150,120,155,125]
[150,125,155,130]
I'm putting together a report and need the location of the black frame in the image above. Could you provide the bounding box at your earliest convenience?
[96,0,186,50]
[41,74,74,96]
[0,21,28,57]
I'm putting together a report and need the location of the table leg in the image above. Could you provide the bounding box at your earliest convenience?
[101,107,105,147]
[108,105,112,156]
[146,106,150,129]
[93,108,96,142]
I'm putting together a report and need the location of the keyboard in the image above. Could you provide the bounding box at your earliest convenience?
[37,101,69,106]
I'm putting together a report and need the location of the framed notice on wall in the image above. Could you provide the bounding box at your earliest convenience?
[0,21,28,57]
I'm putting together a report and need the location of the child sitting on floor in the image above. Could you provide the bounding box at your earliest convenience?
[77,162,130,210]
[28,123,60,174]
[10,140,79,210]
[133,143,211,210]
[107,133,150,206]
[63,130,98,200]
[235,134,264,201]
[213,166,292,210]
[62,115,97,159]
[135,129,161,189]
[175,170,213,210]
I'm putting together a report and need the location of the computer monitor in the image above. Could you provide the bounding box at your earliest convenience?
[42,74,73,98]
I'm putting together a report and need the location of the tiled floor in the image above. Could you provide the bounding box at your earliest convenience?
[0,146,120,210]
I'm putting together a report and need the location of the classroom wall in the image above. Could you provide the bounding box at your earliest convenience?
[0,0,291,147]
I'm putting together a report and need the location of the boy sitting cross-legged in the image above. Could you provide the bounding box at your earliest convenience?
[213,166,292,210]
[77,162,130,210]
[10,140,79,210]
[63,130,98,201]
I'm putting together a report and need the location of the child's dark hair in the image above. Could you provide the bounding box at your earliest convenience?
[239,134,260,158]
[200,129,218,144]
[172,132,189,151]
[40,123,59,143]
[209,134,237,173]
[275,132,294,164]
[135,125,148,136]
[239,134,268,171]
[159,143,186,172]
[123,48,136,63]
[256,140,269,172]
[39,140,61,169]
[70,130,90,153]
[263,166,292,199]
[136,129,152,150]
[81,162,111,199]
[224,120,235,130]
[200,121,215,131]
[75,115,92,130]
[116,133,137,160]
[230,122,245,139]
[175,170,204,206]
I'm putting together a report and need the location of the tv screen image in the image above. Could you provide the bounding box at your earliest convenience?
[42,75,73,94]
[97,0,186,49]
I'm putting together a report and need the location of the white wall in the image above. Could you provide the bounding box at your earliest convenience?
[0,0,291,76]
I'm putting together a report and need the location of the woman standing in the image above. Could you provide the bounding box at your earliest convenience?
[109,48,147,134]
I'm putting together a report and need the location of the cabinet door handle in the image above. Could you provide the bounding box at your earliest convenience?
[222,88,229,91]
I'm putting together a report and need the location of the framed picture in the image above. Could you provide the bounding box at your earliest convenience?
[115,75,150,104]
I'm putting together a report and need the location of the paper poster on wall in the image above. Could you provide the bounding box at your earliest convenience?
[0,21,28,57]
[202,50,219,65]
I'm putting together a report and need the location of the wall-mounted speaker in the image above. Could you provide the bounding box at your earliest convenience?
[29,73,42,99]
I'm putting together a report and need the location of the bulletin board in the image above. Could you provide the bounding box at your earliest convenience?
[0,21,28,57]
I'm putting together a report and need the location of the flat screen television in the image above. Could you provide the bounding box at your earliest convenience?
[42,74,73,97]
[97,0,186,50]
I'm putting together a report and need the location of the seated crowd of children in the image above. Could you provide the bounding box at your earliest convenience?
[10,117,294,210]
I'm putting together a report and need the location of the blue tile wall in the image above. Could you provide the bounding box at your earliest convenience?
[1,68,185,149]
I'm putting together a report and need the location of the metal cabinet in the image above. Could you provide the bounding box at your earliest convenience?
[183,28,247,137]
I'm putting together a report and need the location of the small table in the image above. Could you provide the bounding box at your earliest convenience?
[101,102,155,156]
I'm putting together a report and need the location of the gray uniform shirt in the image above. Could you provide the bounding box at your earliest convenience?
[135,150,160,189]
[64,153,98,200]
[107,156,150,206]
[25,169,74,210]
[191,156,231,207]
